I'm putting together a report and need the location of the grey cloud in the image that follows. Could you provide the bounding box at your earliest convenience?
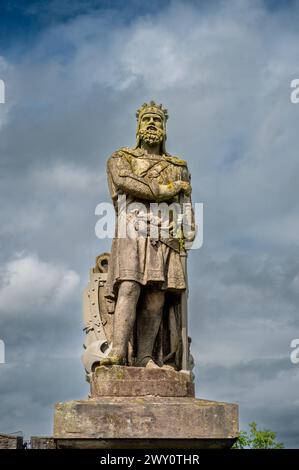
[0,0,299,447]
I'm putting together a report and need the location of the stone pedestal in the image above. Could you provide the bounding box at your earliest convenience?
[53,366,238,449]
[90,365,195,397]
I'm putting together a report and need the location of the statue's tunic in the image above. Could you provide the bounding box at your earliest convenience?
[105,147,191,301]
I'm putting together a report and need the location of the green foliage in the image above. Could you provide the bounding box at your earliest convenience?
[233,422,285,449]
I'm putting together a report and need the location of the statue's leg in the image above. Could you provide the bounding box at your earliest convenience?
[136,289,165,367]
[109,280,141,363]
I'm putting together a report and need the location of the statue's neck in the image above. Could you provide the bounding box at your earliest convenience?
[140,142,162,156]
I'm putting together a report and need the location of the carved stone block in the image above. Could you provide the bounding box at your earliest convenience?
[54,396,238,448]
[90,365,195,397]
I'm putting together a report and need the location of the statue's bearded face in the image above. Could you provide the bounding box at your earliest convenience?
[138,113,165,146]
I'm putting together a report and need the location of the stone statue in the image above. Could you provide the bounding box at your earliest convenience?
[82,101,195,377]
[56,103,239,449]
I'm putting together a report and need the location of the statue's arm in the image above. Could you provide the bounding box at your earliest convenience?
[157,181,190,201]
[107,155,157,200]
[107,154,189,201]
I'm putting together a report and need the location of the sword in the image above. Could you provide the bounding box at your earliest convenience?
[179,191,189,371]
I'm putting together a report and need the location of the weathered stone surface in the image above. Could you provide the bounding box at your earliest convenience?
[0,434,23,449]
[54,397,238,442]
[91,365,195,397]
[31,436,56,449]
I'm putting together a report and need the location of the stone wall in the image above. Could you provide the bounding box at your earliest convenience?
[31,437,56,449]
[0,434,23,449]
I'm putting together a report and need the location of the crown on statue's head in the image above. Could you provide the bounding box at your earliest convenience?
[136,101,168,122]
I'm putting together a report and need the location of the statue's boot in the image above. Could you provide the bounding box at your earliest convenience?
[99,354,126,366]
[136,355,160,368]
[146,359,160,369]
[161,363,177,371]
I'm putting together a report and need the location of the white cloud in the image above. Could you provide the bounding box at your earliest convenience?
[33,162,103,192]
[0,254,79,315]
[0,56,11,129]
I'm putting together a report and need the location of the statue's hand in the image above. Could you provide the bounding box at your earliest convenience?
[157,180,191,200]
[177,180,191,197]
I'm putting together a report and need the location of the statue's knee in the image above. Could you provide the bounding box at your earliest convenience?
[119,281,140,299]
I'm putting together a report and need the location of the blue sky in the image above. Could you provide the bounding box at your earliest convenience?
[0,0,299,447]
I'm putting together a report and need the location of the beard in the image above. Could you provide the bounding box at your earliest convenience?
[138,126,165,146]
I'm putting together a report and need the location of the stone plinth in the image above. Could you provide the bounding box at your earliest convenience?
[53,366,238,449]
[91,365,195,397]
[54,396,238,440]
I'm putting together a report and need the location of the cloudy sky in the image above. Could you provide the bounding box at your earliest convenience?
[0,0,299,447]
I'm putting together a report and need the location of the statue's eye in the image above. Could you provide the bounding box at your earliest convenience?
[142,117,150,122]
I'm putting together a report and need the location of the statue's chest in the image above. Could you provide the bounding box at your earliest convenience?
[131,157,180,183]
